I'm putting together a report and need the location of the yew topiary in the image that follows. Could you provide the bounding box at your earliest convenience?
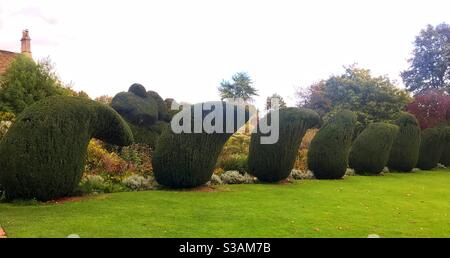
[387,112,421,172]
[307,110,357,179]
[439,127,450,167]
[0,96,133,201]
[111,85,159,126]
[111,84,172,147]
[247,108,320,182]
[417,127,445,170]
[152,101,249,188]
[349,123,399,175]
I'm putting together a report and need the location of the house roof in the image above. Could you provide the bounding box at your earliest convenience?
[0,50,18,75]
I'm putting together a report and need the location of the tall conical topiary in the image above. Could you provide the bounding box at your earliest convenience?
[0,96,133,201]
[349,123,399,175]
[387,112,421,172]
[439,127,450,167]
[152,101,250,188]
[417,127,445,170]
[247,108,320,182]
[307,110,357,179]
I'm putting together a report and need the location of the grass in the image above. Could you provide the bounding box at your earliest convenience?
[1,169,450,238]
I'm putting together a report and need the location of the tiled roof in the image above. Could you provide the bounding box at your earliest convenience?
[0,50,18,75]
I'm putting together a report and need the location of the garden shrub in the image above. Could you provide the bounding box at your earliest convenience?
[147,90,170,122]
[111,84,171,148]
[217,153,248,174]
[417,127,446,170]
[85,139,130,176]
[152,101,250,188]
[247,107,320,182]
[0,96,133,201]
[220,171,256,184]
[440,128,450,167]
[387,112,422,172]
[290,169,315,180]
[121,175,157,191]
[78,174,126,194]
[111,88,159,126]
[349,122,399,175]
[307,110,357,179]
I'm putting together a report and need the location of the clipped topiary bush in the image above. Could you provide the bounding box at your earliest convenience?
[387,112,421,172]
[308,110,357,179]
[152,101,250,188]
[440,127,450,167]
[247,108,320,182]
[349,122,399,175]
[417,127,446,170]
[111,86,159,126]
[0,96,133,201]
[111,84,172,147]
[147,90,170,122]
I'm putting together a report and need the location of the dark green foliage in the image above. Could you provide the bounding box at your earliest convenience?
[417,127,446,170]
[439,127,450,166]
[387,112,421,172]
[153,101,249,188]
[111,89,159,126]
[308,110,357,179]
[128,122,168,147]
[247,108,320,182]
[298,66,411,133]
[0,96,133,201]
[147,90,170,122]
[128,83,147,98]
[111,84,172,147]
[218,72,258,101]
[0,55,71,114]
[349,123,399,175]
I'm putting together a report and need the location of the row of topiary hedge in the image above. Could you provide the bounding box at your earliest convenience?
[1,93,450,201]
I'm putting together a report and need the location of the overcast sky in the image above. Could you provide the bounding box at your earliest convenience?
[0,0,449,109]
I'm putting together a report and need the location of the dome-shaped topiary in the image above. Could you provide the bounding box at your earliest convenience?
[0,96,133,201]
[349,123,399,175]
[247,107,320,182]
[152,101,250,188]
[439,127,450,167]
[128,83,147,98]
[417,127,445,170]
[387,112,421,172]
[307,110,357,179]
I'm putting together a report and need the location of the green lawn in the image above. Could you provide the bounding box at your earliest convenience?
[1,169,450,238]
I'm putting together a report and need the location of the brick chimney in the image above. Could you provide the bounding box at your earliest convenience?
[21,30,32,58]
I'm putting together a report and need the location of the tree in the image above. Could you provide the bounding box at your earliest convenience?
[297,66,411,133]
[265,93,287,110]
[406,90,450,129]
[0,55,70,114]
[218,72,258,102]
[296,80,331,118]
[401,23,450,94]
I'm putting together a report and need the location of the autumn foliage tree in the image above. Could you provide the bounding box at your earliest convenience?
[406,90,450,129]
